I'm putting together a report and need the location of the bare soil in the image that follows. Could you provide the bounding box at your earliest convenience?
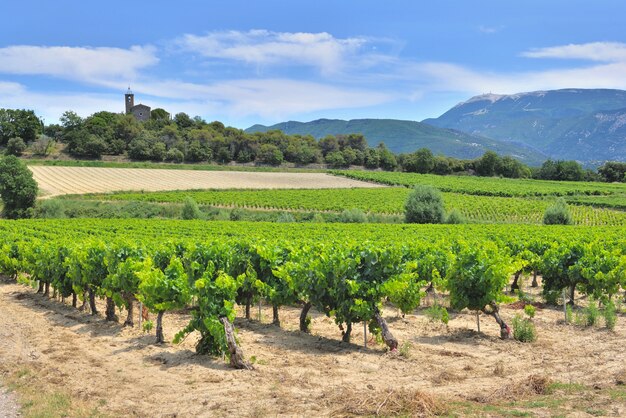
[29,167,382,197]
[0,277,625,417]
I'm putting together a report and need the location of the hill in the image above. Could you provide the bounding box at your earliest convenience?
[246,118,546,165]
[423,89,626,162]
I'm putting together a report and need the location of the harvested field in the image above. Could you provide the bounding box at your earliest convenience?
[1,276,625,417]
[29,166,383,197]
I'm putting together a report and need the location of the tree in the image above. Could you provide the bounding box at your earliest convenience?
[0,156,38,219]
[0,109,42,145]
[5,137,27,156]
[257,144,284,166]
[404,185,445,224]
[404,148,434,173]
[598,162,626,183]
[475,151,501,177]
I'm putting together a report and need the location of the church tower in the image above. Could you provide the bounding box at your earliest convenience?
[125,87,134,114]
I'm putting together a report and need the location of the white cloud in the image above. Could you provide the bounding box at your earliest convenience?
[176,30,368,74]
[478,25,503,34]
[0,45,158,82]
[522,42,626,62]
[128,78,392,119]
[413,61,626,94]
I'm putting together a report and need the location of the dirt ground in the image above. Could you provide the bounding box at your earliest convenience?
[1,277,625,417]
[28,166,383,197]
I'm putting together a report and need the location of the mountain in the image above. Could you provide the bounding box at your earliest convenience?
[423,89,626,162]
[246,118,547,164]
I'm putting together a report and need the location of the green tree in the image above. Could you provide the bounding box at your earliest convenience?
[5,137,27,156]
[475,151,501,177]
[258,144,284,166]
[0,156,38,219]
[404,148,434,173]
[404,185,445,224]
[0,109,42,145]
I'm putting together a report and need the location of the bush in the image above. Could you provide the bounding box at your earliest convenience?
[277,212,296,223]
[603,301,617,331]
[404,185,445,224]
[512,314,537,342]
[181,197,202,220]
[5,137,27,156]
[165,148,184,163]
[35,199,65,218]
[324,151,347,168]
[229,208,244,221]
[524,304,536,319]
[584,302,600,327]
[339,208,368,223]
[543,198,573,225]
[0,155,38,219]
[445,209,465,224]
[30,136,56,156]
[311,213,325,223]
[257,144,284,166]
[425,304,449,324]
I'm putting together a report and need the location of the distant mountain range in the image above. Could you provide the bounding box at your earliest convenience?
[423,89,626,162]
[247,89,626,165]
[246,119,547,165]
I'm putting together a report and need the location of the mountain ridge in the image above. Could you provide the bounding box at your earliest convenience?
[423,88,626,162]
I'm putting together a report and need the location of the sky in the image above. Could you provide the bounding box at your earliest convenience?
[1,0,626,128]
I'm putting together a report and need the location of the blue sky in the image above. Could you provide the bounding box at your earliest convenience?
[1,0,625,128]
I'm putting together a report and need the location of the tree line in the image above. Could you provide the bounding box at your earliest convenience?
[2,107,626,182]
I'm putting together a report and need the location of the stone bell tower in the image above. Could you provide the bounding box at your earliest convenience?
[125,87,134,114]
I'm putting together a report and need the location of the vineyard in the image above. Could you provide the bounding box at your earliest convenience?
[1,219,626,415]
[4,164,626,416]
[332,170,626,197]
[72,188,626,225]
[2,219,626,353]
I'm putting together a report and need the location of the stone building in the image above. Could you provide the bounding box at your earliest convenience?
[125,87,151,121]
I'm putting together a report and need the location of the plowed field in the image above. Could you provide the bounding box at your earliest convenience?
[29,166,382,197]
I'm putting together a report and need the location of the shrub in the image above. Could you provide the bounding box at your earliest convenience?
[181,197,202,220]
[524,304,536,319]
[603,301,617,331]
[339,208,368,223]
[35,199,65,218]
[425,304,449,324]
[165,148,184,163]
[325,151,347,168]
[30,136,56,156]
[543,198,573,225]
[585,302,600,327]
[512,314,537,342]
[5,137,27,156]
[257,144,284,166]
[277,212,296,223]
[404,185,445,224]
[230,208,244,221]
[445,209,465,224]
[311,213,325,223]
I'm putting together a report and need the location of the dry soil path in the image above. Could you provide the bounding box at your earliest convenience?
[0,387,20,417]
[29,166,382,197]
